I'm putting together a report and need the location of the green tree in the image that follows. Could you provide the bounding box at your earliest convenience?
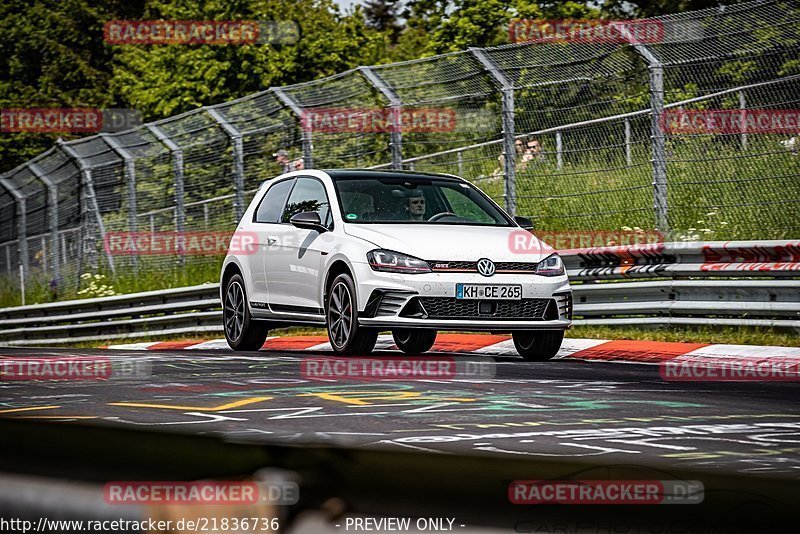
[364,0,403,43]
[109,0,385,119]
[0,0,145,169]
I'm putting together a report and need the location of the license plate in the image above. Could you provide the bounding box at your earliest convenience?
[456,284,522,300]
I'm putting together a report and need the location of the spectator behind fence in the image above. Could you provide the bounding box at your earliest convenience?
[273,149,305,173]
[491,136,543,179]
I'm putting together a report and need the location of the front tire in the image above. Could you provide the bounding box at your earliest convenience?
[223,274,270,351]
[392,329,437,354]
[326,273,378,355]
[512,330,564,361]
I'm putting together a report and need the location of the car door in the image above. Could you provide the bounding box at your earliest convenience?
[266,176,334,315]
[250,177,294,313]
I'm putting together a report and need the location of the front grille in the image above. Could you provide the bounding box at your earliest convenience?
[407,297,551,320]
[428,260,538,273]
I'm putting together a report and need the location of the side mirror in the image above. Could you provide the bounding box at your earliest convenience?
[514,216,534,230]
[290,211,328,233]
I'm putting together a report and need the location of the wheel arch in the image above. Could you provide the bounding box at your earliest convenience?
[220,261,243,303]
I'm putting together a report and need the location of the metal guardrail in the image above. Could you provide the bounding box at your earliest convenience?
[0,241,797,346]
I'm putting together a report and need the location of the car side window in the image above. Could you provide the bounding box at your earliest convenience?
[254,179,294,223]
[281,177,332,226]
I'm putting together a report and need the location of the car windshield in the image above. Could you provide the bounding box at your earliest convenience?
[333,175,512,226]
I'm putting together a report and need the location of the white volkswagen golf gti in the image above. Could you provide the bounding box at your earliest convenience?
[220,169,572,359]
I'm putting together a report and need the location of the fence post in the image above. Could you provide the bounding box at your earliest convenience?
[470,48,516,216]
[147,124,185,260]
[206,107,246,221]
[359,66,403,169]
[624,119,632,166]
[555,131,563,170]
[0,177,27,300]
[57,139,115,276]
[616,23,669,235]
[272,87,313,170]
[100,134,138,270]
[738,90,748,151]
[28,162,60,284]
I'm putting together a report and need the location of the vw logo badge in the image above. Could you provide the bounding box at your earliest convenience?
[477,258,495,277]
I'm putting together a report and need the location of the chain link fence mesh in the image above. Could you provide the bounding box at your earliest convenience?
[0,0,798,306]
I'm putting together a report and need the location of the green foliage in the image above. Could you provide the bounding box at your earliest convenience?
[109,0,385,119]
[0,0,143,168]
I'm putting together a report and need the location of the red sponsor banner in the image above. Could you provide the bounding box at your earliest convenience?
[509,480,703,505]
[104,482,259,505]
[1,108,102,133]
[302,356,457,380]
[508,229,663,255]
[104,21,258,45]
[301,108,456,133]
[103,231,257,256]
[0,357,112,381]
[661,109,800,134]
[660,358,800,382]
[509,19,663,44]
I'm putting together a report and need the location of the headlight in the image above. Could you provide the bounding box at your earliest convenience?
[535,253,565,276]
[367,249,431,274]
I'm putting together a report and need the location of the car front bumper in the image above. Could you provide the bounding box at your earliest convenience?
[351,261,572,332]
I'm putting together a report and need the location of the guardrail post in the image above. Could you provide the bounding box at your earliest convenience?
[57,139,115,276]
[615,23,669,235]
[28,162,60,284]
[470,48,516,216]
[272,87,313,170]
[738,90,748,151]
[205,107,246,221]
[0,177,27,302]
[146,125,185,238]
[359,66,403,169]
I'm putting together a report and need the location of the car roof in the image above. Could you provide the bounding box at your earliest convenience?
[323,169,463,182]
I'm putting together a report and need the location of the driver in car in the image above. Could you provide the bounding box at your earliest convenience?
[404,190,426,221]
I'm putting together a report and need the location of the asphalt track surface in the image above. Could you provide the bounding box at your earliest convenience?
[1,345,799,479]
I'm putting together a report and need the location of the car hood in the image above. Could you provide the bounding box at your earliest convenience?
[342,224,555,263]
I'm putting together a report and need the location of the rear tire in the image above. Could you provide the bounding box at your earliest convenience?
[223,274,270,351]
[512,330,564,361]
[326,273,378,355]
[392,329,437,354]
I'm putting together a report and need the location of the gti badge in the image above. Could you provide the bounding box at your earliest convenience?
[476,258,495,277]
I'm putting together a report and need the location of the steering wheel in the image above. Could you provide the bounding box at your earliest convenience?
[427,212,458,222]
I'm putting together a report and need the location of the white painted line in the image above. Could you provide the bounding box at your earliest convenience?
[185,339,232,350]
[305,334,397,353]
[105,342,160,350]
[675,344,800,362]
[555,338,611,359]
